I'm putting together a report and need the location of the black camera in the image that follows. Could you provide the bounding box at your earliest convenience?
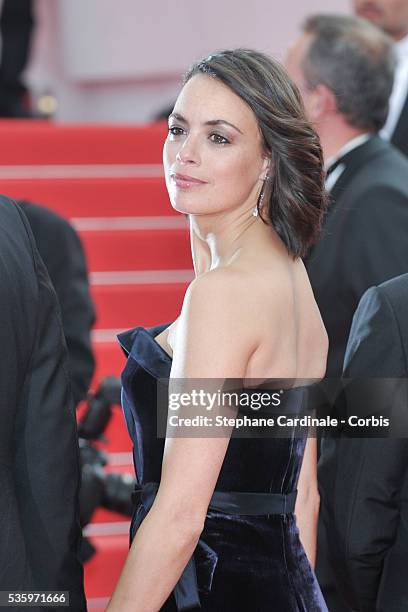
[77,377,135,561]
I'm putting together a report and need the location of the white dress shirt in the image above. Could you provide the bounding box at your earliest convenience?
[325,133,371,191]
[381,34,408,140]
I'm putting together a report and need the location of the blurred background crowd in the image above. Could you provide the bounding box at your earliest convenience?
[0,1,407,611]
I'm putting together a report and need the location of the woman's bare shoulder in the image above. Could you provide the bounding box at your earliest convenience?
[170,270,260,377]
[183,266,296,340]
[187,265,283,303]
[188,266,251,291]
[181,267,258,329]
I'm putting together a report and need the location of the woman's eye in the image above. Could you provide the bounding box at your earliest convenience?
[168,126,185,137]
[209,133,230,145]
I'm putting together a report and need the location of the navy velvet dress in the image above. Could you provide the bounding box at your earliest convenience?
[118,323,328,612]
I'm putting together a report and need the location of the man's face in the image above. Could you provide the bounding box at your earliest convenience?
[353,0,408,39]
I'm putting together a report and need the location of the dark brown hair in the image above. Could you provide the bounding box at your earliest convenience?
[184,48,327,258]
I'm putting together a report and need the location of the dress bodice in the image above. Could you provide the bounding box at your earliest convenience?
[118,323,307,494]
[117,323,328,611]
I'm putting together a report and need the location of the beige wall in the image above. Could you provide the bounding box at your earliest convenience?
[26,0,349,122]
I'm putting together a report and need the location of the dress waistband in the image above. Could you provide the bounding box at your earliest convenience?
[131,481,297,611]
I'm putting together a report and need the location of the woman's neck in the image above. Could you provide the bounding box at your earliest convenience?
[189,211,274,277]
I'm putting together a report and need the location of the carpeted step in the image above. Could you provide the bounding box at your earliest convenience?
[0,177,175,218]
[92,342,125,385]
[82,228,191,271]
[0,120,167,165]
[91,282,188,329]
[84,534,128,603]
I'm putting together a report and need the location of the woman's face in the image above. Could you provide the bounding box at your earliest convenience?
[163,74,269,216]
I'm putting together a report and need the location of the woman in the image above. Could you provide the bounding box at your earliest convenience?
[108,49,328,611]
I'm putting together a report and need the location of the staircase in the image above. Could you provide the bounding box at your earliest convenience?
[0,120,194,610]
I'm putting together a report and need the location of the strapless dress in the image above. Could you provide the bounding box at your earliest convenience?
[118,323,328,611]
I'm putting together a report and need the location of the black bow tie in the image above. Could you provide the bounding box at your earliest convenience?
[326,157,344,178]
[326,136,375,177]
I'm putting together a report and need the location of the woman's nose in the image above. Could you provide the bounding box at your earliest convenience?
[175,136,200,164]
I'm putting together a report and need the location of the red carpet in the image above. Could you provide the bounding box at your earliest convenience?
[82,228,191,272]
[92,282,189,329]
[0,177,176,218]
[0,120,192,607]
[0,121,167,164]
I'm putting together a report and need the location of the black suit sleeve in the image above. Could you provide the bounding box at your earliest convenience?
[345,185,408,302]
[335,287,408,611]
[344,285,407,377]
[13,207,87,610]
[20,202,96,408]
[48,222,96,407]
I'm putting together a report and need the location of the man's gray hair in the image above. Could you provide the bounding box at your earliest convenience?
[302,14,396,131]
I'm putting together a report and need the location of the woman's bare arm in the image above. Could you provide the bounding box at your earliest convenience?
[106,270,258,612]
[294,436,320,568]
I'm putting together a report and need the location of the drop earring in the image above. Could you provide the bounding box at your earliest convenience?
[252,191,264,217]
[253,174,269,217]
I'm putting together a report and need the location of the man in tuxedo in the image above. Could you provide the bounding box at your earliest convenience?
[286,14,408,611]
[0,196,87,611]
[286,13,408,378]
[321,274,408,611]
[353,0,408,155]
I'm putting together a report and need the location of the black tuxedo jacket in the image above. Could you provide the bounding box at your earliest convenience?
[391,90,408,156]
[319,273,408,612]
[0,197,87,611]
[305,135,408,377]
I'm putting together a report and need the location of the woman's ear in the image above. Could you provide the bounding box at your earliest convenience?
[260,156,272,181]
